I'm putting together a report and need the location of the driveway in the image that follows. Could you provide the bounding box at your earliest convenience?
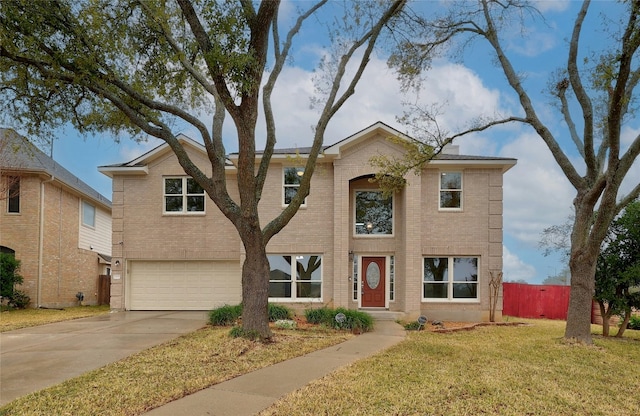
[0,311,208,405]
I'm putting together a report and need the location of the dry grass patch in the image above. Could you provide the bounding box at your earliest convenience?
[0,325,351,416]
[0,305,110,332]
[262,319,640,416]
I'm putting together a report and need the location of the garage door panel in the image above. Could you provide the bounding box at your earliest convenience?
[129,260,241,310]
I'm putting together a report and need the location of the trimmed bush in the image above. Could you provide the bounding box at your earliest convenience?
[304,307,374,332]
[268,303,293,321]
[628,315,640,330]
[8,290,30,309]
[209,304,242,326]
[209,303,293,326]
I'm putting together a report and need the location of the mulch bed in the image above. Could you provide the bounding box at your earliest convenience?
[426,321,528,333]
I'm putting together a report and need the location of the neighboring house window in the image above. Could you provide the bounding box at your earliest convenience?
[440,172,462,210]
[82,201,96,228]
[354,190,393,235]
[7,177,19,213]
[164,177,205,214]
[283,167,306,206]
[423,257,479,301]
[268,254,322,300]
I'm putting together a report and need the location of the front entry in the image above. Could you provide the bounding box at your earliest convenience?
[361,257,386,307]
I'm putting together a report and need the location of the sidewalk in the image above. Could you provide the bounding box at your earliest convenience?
[144,320,406,416]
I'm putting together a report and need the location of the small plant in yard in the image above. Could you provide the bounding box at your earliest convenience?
[628,314,640,330]
[304,307,373,332]
[403,320,422,331]
[268,303,293,321]
[0,253,30,309]
[274,319,297,329]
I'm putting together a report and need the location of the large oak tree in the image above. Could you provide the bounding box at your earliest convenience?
[384,0,640,343]
[0,0,405,339]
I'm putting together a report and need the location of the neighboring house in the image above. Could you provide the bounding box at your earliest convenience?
[0,129,112,308]
[99,122,516,321]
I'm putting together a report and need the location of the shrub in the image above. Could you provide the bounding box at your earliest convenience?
[403,321,422,331]
[304,307,374,332]
[304,307,335,324]
[229,325,261,340]
[1,253,23,299]
[268,303,293,321]
[8,290,30,309]
[628,315,640,330]
[209,303,293,326]
[209,304,242,326]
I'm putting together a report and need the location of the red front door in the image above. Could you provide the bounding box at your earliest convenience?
[361,257,386,307]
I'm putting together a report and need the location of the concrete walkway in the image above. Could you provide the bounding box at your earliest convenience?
[144,320,406,416]
[0,311,209,405]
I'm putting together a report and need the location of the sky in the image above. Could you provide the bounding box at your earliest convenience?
[14,0,640,285]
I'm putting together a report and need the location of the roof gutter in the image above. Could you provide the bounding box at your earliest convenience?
[37,173,55,307]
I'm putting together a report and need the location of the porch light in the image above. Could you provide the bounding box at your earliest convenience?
[366,222,373,231]
[296,168,304,177]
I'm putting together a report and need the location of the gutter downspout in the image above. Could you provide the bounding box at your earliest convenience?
[37,174,55,307]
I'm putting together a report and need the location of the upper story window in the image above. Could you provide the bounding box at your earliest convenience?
[7,177,20,213]
[82,201,96,227]
[439,172,462,210]
[423,257,479,301]
[354,190,393,235]
[283,167,306,206]
[164,177,205,214]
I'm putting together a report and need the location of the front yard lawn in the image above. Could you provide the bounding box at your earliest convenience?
[261,319,640,416]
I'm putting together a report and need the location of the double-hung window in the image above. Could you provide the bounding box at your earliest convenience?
[354,190,393,235]
[423,257,479,301]
[268,254,322,301]
[7,177,20,213]
[82,201,96,228]
[439,172,462,210]
[283,167,306,206]
[164,177,205,214]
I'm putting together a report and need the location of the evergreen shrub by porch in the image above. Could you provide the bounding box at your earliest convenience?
[304,307,373,332]
[629,315,640,330]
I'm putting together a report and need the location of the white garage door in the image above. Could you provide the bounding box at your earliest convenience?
[129,260,241,310]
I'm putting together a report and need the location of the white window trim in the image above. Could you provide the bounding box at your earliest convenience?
[81,200,96,229]
[353,189,394,237]
[163,176,206,215]
[422,256,480,303]
[268,254,323,302]
[439,171,463,211]
[282,167,307,208]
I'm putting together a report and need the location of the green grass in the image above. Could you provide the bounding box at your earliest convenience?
[261,319,640,416]
[0,305,110,332]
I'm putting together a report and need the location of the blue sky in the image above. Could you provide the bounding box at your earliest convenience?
[18,0,640,284]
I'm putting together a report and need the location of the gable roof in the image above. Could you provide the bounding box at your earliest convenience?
[98,134,234,177]
[0,128,111,209]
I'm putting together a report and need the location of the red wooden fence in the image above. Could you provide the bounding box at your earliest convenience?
[502,283,570,320]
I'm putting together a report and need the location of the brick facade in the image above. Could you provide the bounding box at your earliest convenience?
[102,123,515,321]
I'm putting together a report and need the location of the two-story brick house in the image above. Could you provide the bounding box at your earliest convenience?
[99,122,516,321]
[0,129,112,308]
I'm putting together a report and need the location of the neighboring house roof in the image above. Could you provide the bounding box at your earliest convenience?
[0,128,111,209]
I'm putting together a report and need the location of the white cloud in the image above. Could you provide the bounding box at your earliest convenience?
[532,0,571,13]
[503,245,537,282]
[500,132,575,246]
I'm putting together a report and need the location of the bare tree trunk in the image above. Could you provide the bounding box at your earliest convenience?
[598,300,610,337]
[240,223,272,340]
[565,247,597,343]
[615,308,631,338]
